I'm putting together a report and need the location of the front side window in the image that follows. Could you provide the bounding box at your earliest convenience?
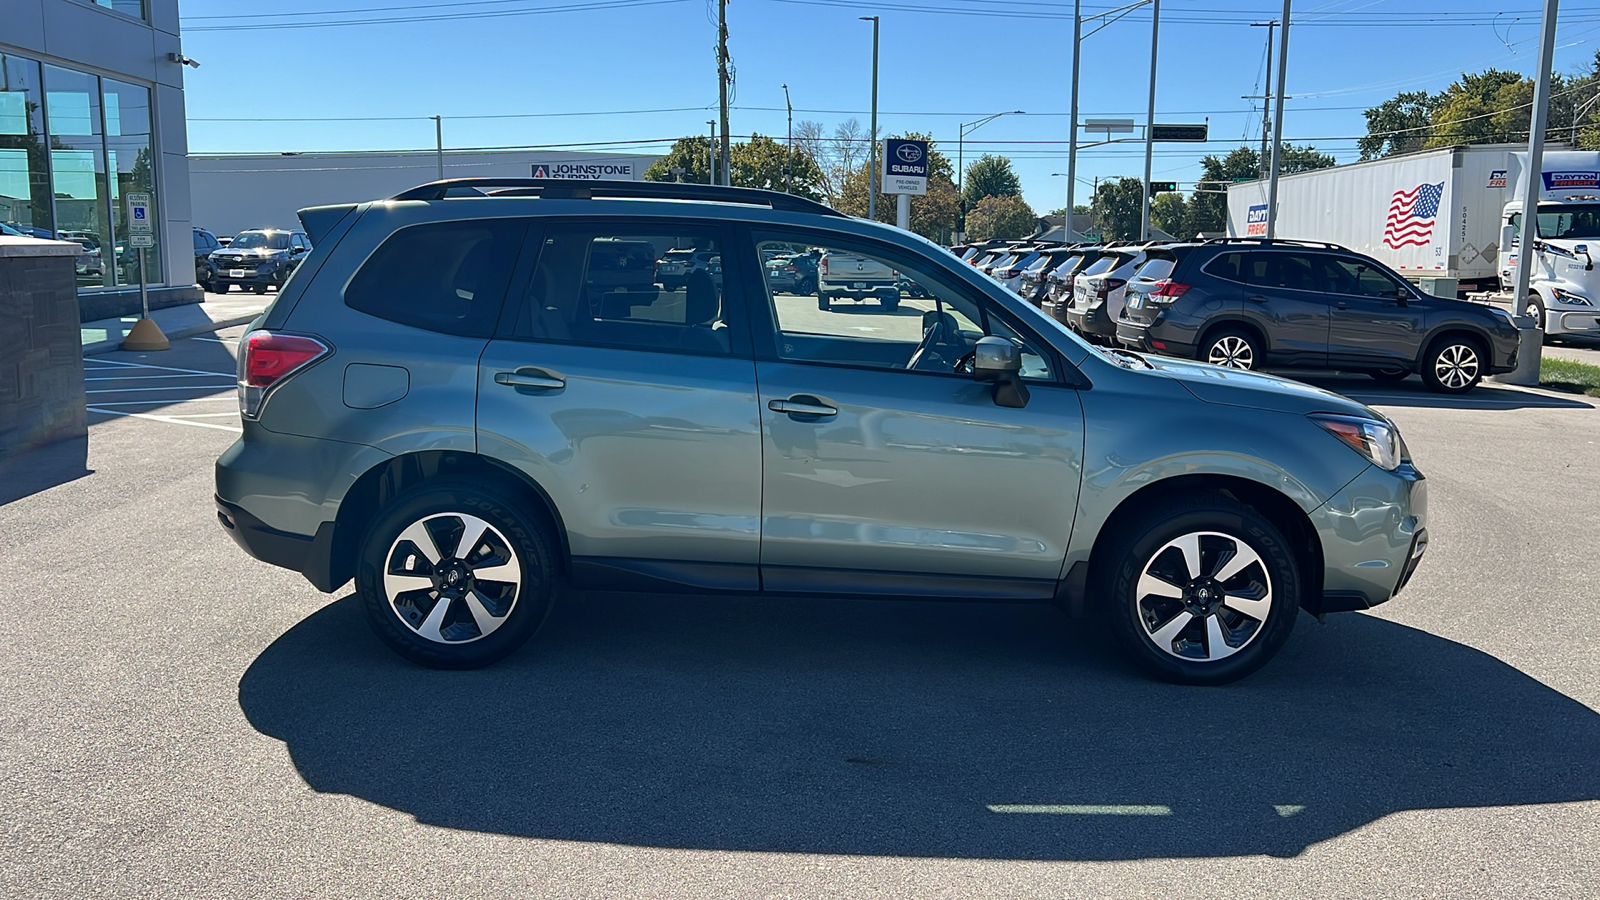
[1319,255,1409,298]
[345,219,527,338]
[509,225,731,356]
[754,230,1054,381]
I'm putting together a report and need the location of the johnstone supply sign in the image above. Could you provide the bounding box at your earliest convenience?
[882,139,929,195]
[1246,203,1269,236]
[530,161,637,180]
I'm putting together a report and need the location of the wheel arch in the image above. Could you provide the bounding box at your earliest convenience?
[1420,324,1491,361]
[1079,472,1325,617]
[1197,316,1271,357]
[328,450,571,592]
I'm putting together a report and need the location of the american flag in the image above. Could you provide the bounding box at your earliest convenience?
[1384,182,1444,249]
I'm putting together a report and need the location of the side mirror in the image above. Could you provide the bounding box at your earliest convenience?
[1500,223,1517,253]
[971,335,1030,408]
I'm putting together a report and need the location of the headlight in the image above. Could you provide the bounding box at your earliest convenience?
[1310,413,1403,471]
[1551,287,1594,306]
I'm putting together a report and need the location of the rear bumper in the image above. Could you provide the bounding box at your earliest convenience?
[1308,460,1428,615]
[1116,320,1198,358]
[215,494,340,591]
[1066,302,1115,338]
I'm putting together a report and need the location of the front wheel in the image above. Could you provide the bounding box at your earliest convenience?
[1099,493,1300,685]
[1422,336,1484,394]
[356,481,557,669]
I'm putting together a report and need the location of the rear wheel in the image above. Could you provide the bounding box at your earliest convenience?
[1201,328,1259,370]
[252,283,268,295]
[356,481,557,669]
[1422,335,1484,394]
[1367,367,1410,383]
[881,290,900,311]
[817,291,831,310]
[1098,493,1300,685]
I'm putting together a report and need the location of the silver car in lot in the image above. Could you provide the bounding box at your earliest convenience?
[215,179,1427,685]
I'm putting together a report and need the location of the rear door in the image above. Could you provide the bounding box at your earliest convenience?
[477,219,764,590]
[1315,253,1428,369]
[1239,250,1331,366]
[744,227,1085,597]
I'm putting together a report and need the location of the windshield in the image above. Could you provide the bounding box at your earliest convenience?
[230,231,291,250]
[1535,204,1600,239]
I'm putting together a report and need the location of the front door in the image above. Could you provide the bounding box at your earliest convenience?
[477,220,764,590]
[1315,253,1429,369]
[745,229,1085,598]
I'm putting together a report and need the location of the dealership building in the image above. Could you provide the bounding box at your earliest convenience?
[3,0,199,317]
[189,149,664,238]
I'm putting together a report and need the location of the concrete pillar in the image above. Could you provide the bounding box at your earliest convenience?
[0,237,89,461]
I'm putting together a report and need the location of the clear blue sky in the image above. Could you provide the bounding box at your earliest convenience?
[178,0,1600,214]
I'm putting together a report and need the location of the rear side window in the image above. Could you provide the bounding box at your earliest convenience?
[345,219,527,338]
[1203,251,1245,283]
[508,225,732,356]
[1248,252,1320,292]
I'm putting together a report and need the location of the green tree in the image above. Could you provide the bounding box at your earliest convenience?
[961,154,1022,209]
[1359,91,1437,160]
[1090,177,1146,241]
[1151,191,1188,237]
[1427,70,1533,148]
[645,133,823,200]
[964,194,1037,241]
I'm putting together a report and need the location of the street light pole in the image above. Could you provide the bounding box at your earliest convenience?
[957,110,1023,241]
[782,83,793,193]
[1506,0,1559,389]
[861,16,880,221]
[708,119,717,186]
[1067,0,1082,240]
[434,115,444,181]
[1139,0,1161,242]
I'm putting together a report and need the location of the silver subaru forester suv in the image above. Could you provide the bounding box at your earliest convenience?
[215,179,1427,685]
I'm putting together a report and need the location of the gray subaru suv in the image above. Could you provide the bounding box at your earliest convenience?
[215,179,1427,685]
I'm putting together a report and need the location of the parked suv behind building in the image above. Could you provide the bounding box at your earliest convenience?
[1116,239,1521,393]
[210,228,312,294]
[215,179,1428,685]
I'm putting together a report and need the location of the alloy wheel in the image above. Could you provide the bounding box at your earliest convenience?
[1207,335,1255,369]
[1134,531,1273,663]
[383,513,522,644]
[1433,343,1480,390]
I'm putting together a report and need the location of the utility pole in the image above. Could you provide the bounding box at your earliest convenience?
[1250,21,1275,178]
[717,0,731,186]
[1514,0,1560,322]
[1066,0,1082,239]
[1265,0,1291,239]
[434,115,444,180]
[782,83,793,193]
[1139,0,1161,241]
[708,119,717,185]
[862,16,880,220]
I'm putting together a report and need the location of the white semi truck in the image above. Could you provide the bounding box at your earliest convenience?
[1227,145,1600,339]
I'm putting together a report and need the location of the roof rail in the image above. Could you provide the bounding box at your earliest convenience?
[1201,236,1349,251]
[389,178,844,217]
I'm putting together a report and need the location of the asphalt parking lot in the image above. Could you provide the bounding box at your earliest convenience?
[2,332,1598,898]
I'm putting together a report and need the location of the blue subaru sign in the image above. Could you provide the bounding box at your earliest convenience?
[883,138,929,195]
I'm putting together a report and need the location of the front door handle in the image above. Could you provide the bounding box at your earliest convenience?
[1247,294,1269,303]
[1335,300,1350,309]
[769,395,838,418]
[494,368,566,390]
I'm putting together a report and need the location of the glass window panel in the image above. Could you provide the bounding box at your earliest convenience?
[103,78,159,284]
[0,55,52,237]
[45,65,111,288]
[93,0,145,19]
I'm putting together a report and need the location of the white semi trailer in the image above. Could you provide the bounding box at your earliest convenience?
[1227,145,1600,339]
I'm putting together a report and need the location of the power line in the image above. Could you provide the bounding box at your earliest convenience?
[182,0,690,31]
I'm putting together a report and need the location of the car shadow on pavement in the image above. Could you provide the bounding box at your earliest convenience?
[1285,372,1594,411]
[239,591,1600,861]
[0,436,90,507]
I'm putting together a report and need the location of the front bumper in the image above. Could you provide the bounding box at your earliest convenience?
[1309,460,1428,614]
[1545,307,1600,337]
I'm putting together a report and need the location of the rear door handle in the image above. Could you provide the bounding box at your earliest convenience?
[768,395,838,418]
[1247,294,1269,303]
[494,368,566,390]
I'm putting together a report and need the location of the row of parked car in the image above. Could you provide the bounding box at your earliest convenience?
[195,226,314,294]
[953,236,1523,394]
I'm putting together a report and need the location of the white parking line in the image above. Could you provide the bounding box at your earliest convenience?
[81,358,235,378]
[86,385,234,394]
[88,398,236,406]
[194,337,241,344]
[86,407,242,433]
[85,373,231,381]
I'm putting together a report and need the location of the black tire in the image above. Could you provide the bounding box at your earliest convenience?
[252,283,268,295]
[881,290,901,311]
[1526,294,1546,332]
[818,292,831,310]
[1421,334,1485,394]
[356,481,558,669]
[802,276,817,295]
[1200,326,1260,370]
[1367,367,1410,383]
[1097,492,1301,685]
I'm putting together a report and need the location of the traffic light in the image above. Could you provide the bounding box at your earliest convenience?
[1149,181,1178,194]
[1150,124,1208,142]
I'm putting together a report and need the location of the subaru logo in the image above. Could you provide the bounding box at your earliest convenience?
[896,143,923,163]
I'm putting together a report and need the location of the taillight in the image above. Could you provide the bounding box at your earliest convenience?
[238,330,330,420]
[1151,280,1191,298]
[819,258,829,275]
[1105,278,1128,291]
[1004,268,1021,278]
[784,265,797,272]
